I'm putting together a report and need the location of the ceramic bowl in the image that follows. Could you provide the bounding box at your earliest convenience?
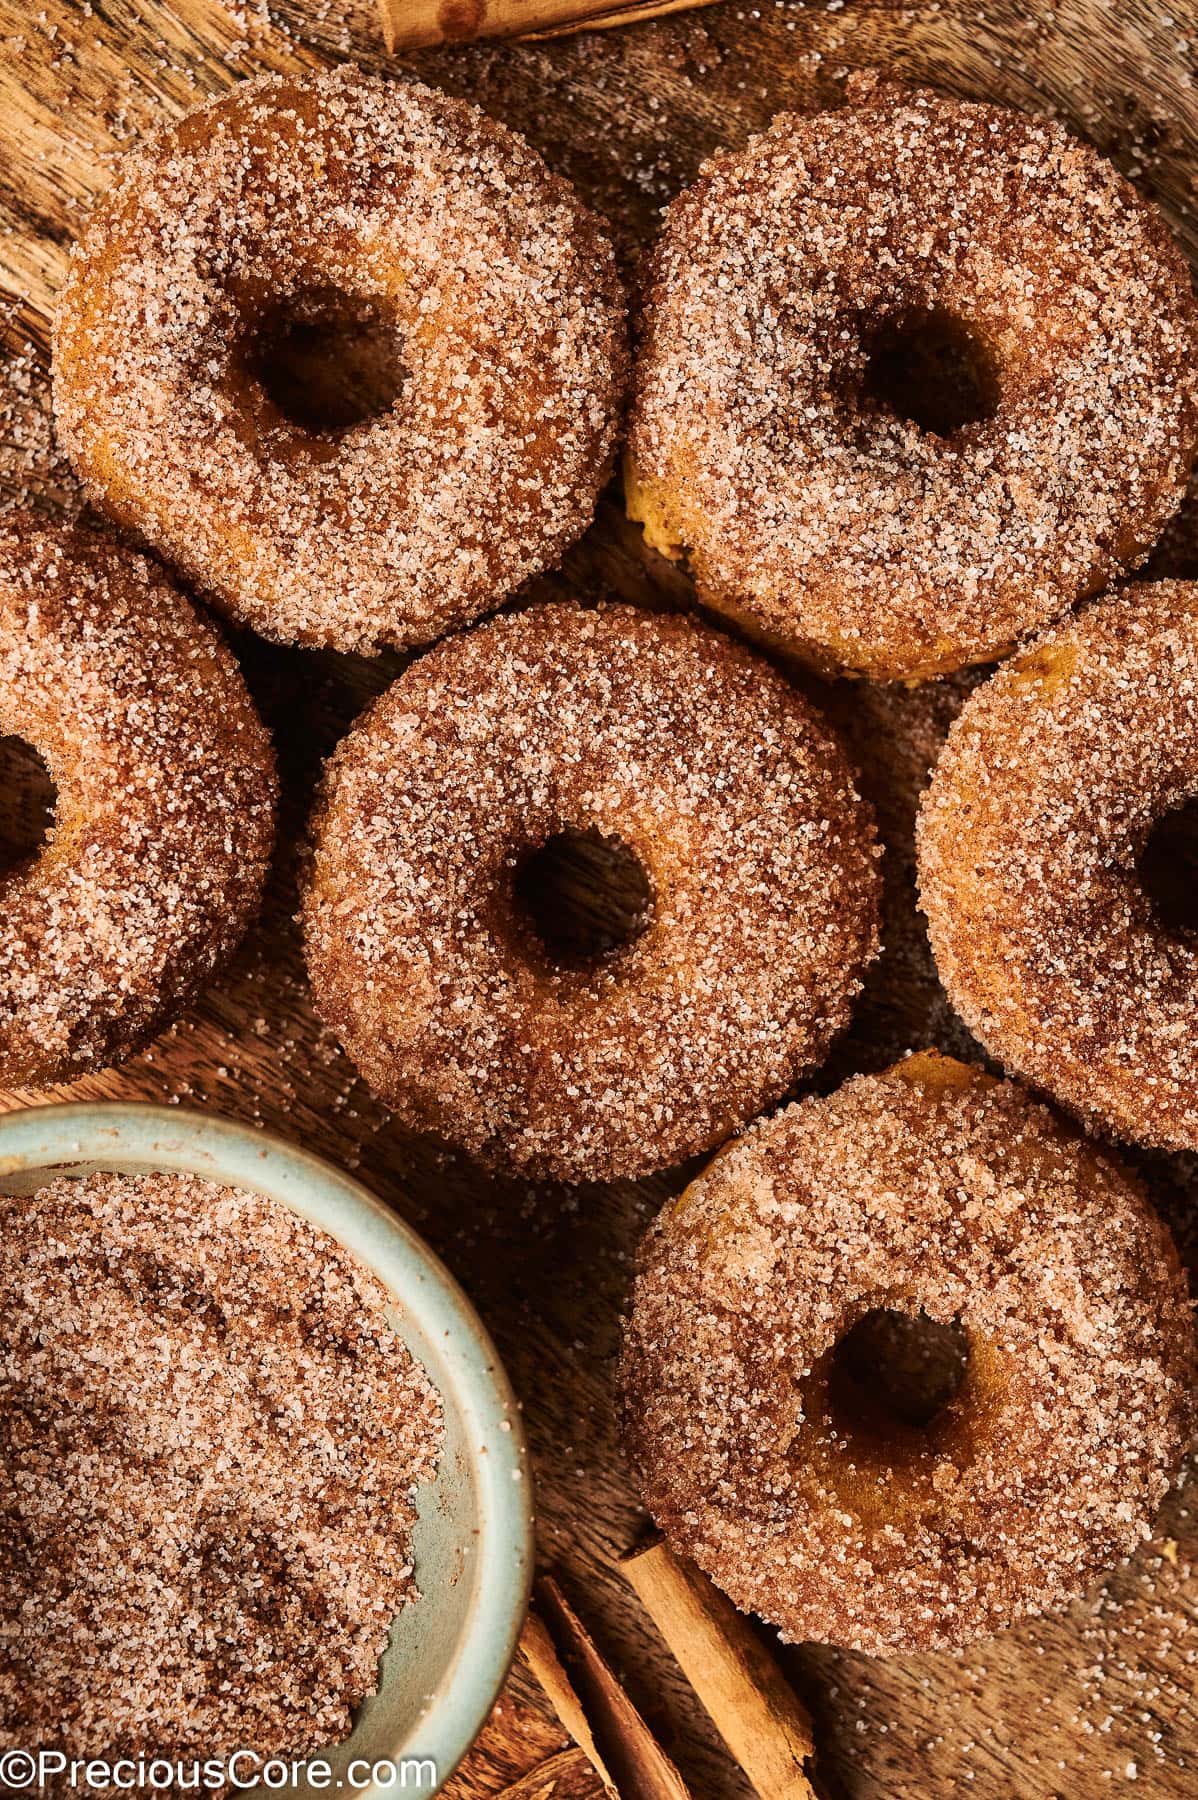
[0,1102,533,1798]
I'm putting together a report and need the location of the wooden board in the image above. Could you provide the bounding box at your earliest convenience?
[2,3,1198,1796]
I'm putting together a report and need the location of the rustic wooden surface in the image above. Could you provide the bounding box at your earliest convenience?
[2,3,1198,1796]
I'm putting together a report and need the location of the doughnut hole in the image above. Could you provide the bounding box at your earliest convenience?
[246,287,406,436]
[1137,797,1198,934]
[827,1306,969,1438]
[796,1302,1001,1528]
[513,827,654,967]
[0,736,56,872]
[863,308,1002,437]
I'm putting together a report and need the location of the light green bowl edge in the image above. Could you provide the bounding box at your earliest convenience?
[0,1101,534,1800]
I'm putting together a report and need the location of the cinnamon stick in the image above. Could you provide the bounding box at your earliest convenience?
[620,1537,818,1800]
[520,1610,619,1798]
[377,0,719,55]
[495,1746,606,1798]
[536,1575,693,1800]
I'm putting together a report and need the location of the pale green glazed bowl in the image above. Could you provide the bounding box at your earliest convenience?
[0,1102,533,1799]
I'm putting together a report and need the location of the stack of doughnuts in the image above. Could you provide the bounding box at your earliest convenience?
[617,80,1198,1651]
[22,65,629,1079]
[24,61,1198,1661]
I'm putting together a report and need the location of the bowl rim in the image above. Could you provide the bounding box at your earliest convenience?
[0,1099,534,1799]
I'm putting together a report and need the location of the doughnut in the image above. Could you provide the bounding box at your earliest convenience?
[918,581,1198,1154]
[0,514,276,1085]
[625,79,1198,681]
[52,66,626,654]
[620,1053,1196,1654]
[302,601,880,1183]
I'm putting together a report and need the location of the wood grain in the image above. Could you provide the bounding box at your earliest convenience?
[1,4,1198,1798]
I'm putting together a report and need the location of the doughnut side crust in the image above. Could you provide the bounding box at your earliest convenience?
[626,81,1198,680]
[917,581,1198,1152]
[52,66,626,653]
[0,514,277,1085]
[620,1055,1196,1654]
[301,601,881,1183]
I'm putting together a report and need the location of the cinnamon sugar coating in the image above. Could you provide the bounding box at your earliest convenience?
[52,66,626,653]
[302,602,880,1183]
[626,79,1198,681]
[0,514,276,1085]
[620,1055,1197,1655]
[1,1170,442,1763]
[918,581,1198,1153]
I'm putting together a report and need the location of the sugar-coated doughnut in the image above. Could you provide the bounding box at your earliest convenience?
[53,66,626,654]
[0,515,276,1085]
[918,581,1198,1153]
[626,80,1198,680]
[302,602,880,1183]
[620,1054,1196,1654]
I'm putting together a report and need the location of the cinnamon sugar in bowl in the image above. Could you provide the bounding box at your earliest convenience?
[0,1103,531,1799]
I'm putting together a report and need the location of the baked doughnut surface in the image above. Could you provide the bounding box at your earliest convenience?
[620,1054,1196,1654]
[918,581,1198,1153]
[0,514,276,1085]
[52,66,626,653]
[626,80,1198,680]
[302,602,880,1183]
